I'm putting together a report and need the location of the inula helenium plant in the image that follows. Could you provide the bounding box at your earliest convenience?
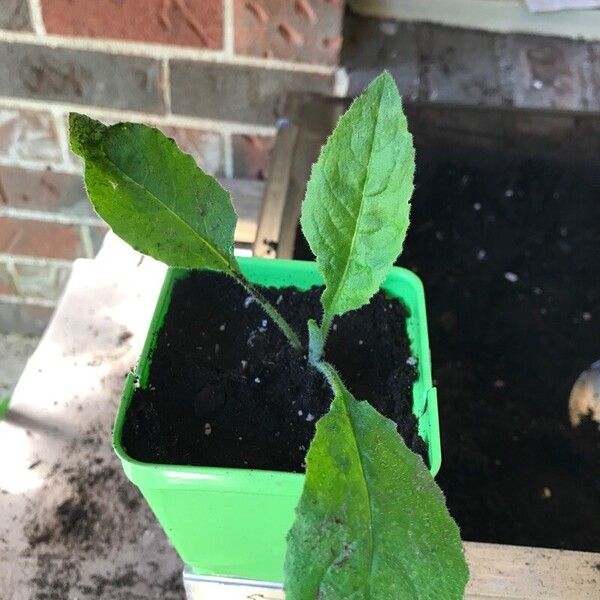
[70,72,469,599]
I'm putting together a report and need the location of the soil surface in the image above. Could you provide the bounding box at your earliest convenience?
[123,274,425,472]
[294,150,600,552]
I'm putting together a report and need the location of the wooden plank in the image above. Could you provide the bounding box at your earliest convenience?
[217,178,264,246]
[464,541,600,599]
[252,125,299,258]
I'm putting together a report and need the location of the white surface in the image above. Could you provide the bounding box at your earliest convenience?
[526,0,600,11]
[0,233,184,599]
[349,0,600,40]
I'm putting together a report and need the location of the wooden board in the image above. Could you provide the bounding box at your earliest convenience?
[217,178,264,246]
[464,541,599,599]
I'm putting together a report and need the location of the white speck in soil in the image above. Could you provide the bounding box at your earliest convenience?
[540,307,548,315]
[244,296,254,309]
[582,312,592,321]
[332,323,338,331]
[476,249,487,261]
[541,487,552,499]
[204,423,212,435]
[533,287,543,295]
[261,319,267,328]
[299,445,306,452]
[219,324,226,331]
[306,413,315,422]
[435,231,444,240]
[504,272,519,283]
[238,436,243,441]
[241,359,247,369]
[297,409,303,417]
[254,377,261,384]
[406,356,417,366]
[504,189,514,198]
[473,202,482,210]
[461,174,470,185]
[358,339,363,345]
[532,79,544,90]
[276,295,283,305]
[214,343,220,355]
[494,379,506,389]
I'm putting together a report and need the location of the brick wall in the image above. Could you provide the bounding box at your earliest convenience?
[0,0,344,334]
[1,1,597,336]
[343,12,600,110]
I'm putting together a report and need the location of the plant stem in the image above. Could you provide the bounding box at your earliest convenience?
[239,277,302,351]
[320,312,333,345]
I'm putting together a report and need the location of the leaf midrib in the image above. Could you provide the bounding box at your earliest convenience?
[321,366,376,598]
[340,394,376,598]
[326,81,387,315]
[92,144,237,274]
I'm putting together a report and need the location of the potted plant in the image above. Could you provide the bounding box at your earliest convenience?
[70,72,468,599]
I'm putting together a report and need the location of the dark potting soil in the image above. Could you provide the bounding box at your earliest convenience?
[294,150,600,552]
[123,274,425,472]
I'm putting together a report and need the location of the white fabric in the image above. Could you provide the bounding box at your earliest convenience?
[526,0,600,12]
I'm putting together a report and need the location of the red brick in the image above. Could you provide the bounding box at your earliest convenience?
[160,126,224,175]
[234,0,344,65]
[0,262,17,295]
[0,41,165,113]
[0,166,93,218]
[170,61,334,124]
[41,0,223,49]
[232,134,275,180]
[0,217,84,260]
[0,109,62,163]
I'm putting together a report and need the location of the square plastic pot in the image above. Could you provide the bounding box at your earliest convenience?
[113,257,440,583]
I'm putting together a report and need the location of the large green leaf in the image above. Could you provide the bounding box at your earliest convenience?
[285,366,468,600]
[300,72,415,318]
[69,113,239,275]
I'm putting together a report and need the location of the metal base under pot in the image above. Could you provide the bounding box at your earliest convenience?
[183,568,284,599]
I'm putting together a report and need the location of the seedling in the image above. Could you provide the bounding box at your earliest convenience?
[70,73,468,599]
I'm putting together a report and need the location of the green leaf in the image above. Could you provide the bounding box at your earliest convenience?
[300,72,415,318]
[285,365,468,600]
[69,113,240,275]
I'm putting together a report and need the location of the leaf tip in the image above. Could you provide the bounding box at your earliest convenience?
[68,112,107,158]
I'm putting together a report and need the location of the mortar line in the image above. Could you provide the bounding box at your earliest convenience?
[79,224,95,259]
[3,259,23,297]
[0,155,80,176]
[0,29,336,74]
[0,96,278,136]
[223,131,234,178]
[0,254,73,268]
[223,0,235,57]
[0,293,57,308]
[0,207,103,227]
[27,0,46,35]
[162,59,173,115]
[51,110,77,172]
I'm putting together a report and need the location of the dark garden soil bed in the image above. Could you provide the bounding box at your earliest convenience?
[294,144,600,552]
[123,273,426,473]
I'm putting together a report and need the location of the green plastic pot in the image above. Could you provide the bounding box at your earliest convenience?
[113,257,440,583]
[0,396,10,420]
